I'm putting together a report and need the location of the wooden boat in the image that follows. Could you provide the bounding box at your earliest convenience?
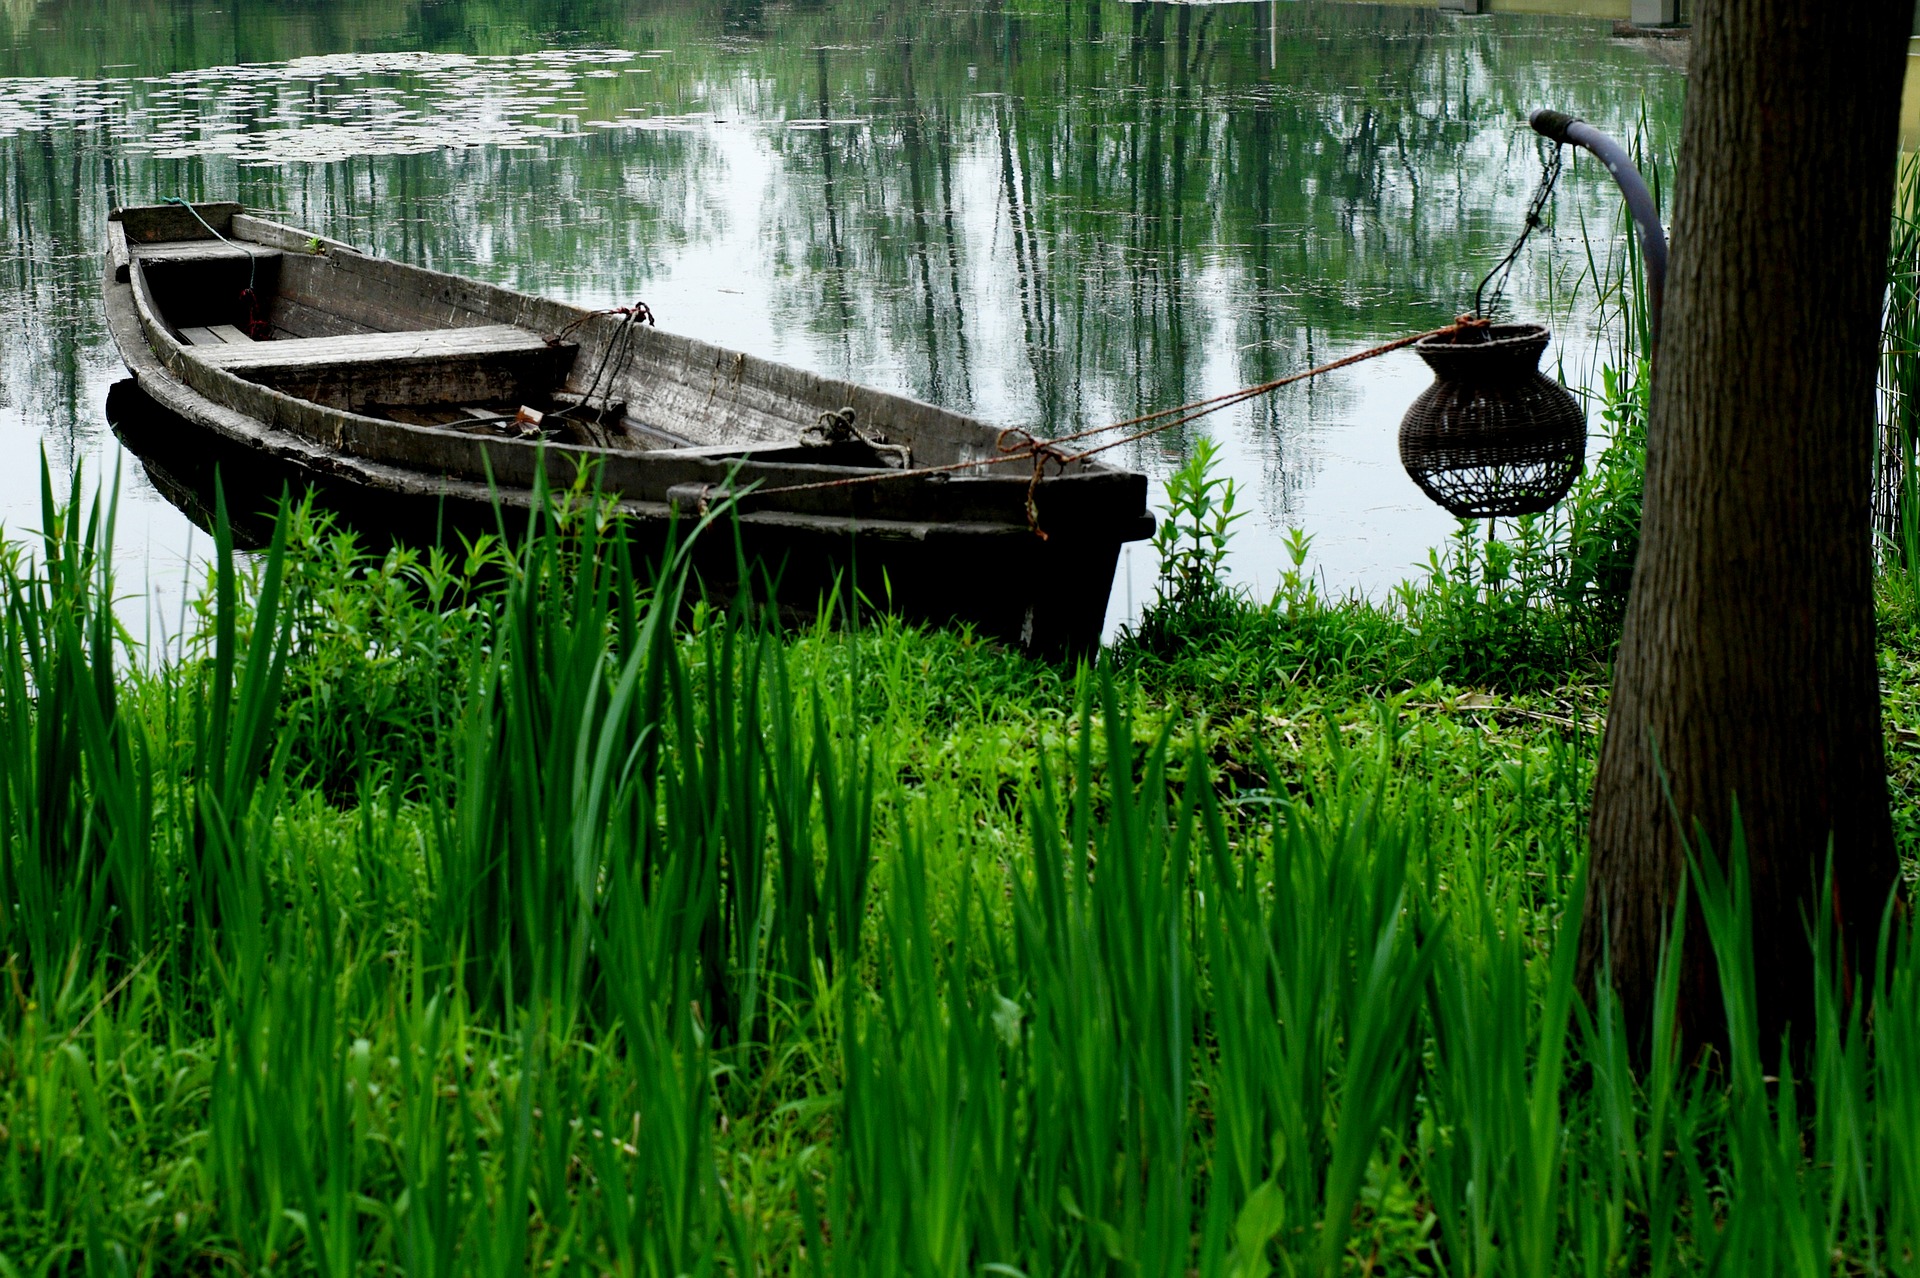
[102,201,1152,654]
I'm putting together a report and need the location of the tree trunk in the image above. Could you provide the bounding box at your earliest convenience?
[1582,1,1908,1051]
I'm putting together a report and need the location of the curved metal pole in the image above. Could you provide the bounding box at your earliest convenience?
[1529,108,1668,350]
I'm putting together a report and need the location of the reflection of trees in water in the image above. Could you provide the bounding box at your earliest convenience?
[897,43,973,409]
[741,0,1675,488]
[1,0,1680,503]
[1,128,103,479]
[0,0,34,42]
[0,105,717,447]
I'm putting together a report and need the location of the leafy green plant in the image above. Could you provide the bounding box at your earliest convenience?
[1152,437,1245,614]
[255,497,507,799]
[1275,526,1319,614]
[9,460,1920,1275]
[1394,518,1573,689]
[1559,357,1649,642]
[1879,153,1920,624]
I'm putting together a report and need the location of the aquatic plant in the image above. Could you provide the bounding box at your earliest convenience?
[1131,436,1248,650]
[3,465,1919,1274]
[1879,152,1920,616]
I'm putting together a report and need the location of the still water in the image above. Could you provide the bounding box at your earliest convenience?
[0,0,1684,638]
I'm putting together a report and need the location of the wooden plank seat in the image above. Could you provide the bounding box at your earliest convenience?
[192,324,559,371]
[188,323,577,412]
[179,324,256,346]
[133,241,284,266]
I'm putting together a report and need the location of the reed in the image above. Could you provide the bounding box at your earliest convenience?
[2,464,1918,1274]
[1880,152,1920,607]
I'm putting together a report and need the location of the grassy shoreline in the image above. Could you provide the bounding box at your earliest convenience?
[2,460,1918,1274]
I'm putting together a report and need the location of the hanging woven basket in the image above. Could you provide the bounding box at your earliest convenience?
[1398,323,1585,518]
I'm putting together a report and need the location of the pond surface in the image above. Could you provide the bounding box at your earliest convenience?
[0,0,1684,638]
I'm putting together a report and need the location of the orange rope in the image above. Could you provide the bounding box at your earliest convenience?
[746,319,1475,504]
[1061,324,1454,464]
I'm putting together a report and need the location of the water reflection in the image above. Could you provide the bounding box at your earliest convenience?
[0,0,1685,634]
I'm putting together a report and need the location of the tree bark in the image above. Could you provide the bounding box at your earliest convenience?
[1582,0,1909,1051]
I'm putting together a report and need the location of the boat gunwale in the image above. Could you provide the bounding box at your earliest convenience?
[107,203,1151,533]
[108,259,1116,544]
[103,203,1156,654]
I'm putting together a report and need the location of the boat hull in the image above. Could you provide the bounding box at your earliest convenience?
[106,374,1129,652]
[100,206,1151,654]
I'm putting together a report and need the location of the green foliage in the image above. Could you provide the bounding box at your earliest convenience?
[4,467,1920,1274]
[1154,436,1244,606]
[1118,357,1647,705]
[1134,437,1247,648]
[1558,358,1649,641]
[1395,519,1572,689]
[211,496,510,799]
[1872,606,1920,869]
[1880,152,1920,619]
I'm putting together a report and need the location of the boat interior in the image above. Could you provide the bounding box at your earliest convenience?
[117,204,937,469]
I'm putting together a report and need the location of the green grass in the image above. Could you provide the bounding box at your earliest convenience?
[1112,356,1649,708]
[2,453,1919,1275]
[17,105,1917,1274]
[1880,151,1920,579]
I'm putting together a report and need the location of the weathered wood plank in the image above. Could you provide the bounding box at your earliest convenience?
[263,294,380,340]
[273,254,443,336]
[254,359,558,412]
[230,213,357,256]
[107,221,130,283]
[619,417,701,449]
[193,324,558,371]
[208,324,254,344]
[661,440,829,461]
[193,325,573,412]
[133,240,282,266]
[214,348,575,420]
[112,202,244,245]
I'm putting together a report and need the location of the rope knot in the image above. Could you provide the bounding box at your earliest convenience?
[996,427,1072,540]
[806,407,860,445]
[550,300,655,346]
[803,407,912,469]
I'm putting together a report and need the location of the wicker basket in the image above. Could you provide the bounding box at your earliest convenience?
[1398,323,1585,518]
